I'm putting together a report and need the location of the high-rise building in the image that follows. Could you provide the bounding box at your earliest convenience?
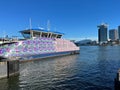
[109,29,118,41]
[97,23,108,44]
[118,26,120,40]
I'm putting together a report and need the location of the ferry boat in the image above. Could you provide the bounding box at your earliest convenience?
[0,28,80,61]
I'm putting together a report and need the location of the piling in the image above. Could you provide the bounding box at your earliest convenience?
[114,69,120,90]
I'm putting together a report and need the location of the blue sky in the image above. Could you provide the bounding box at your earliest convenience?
[0,0,120,41]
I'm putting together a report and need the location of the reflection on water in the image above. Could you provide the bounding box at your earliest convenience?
[0,46,120,90]
[19,55,79,90]
[0,76,19,90]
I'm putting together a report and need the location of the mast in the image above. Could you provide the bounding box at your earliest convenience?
[47,20,50,37]
[29,18,33,38]
[29,18,32,30]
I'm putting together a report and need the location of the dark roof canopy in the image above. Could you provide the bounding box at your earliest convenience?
[20,29,64,35]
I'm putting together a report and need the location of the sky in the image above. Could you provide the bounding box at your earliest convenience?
[0,0,120,41]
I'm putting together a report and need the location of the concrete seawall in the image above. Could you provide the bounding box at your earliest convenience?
[0,60,19,79]
[0,62,7,79]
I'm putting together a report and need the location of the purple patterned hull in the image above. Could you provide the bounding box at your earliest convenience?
[0,37,79,60]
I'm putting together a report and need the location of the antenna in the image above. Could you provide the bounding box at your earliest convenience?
[47,20,50,31]
[29,18,32,29]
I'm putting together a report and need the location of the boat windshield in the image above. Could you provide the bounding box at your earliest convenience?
[22,32,31,39]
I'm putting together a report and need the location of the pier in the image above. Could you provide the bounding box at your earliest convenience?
[0,60,19,79]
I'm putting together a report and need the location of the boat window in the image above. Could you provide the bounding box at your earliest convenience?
[22,33,31,39]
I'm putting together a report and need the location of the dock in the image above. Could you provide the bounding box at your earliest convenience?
[0,60,19,79]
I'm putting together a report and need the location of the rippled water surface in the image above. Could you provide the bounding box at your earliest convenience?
[1,46,120,90]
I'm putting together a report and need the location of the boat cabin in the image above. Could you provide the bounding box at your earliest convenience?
[20,29,64,39]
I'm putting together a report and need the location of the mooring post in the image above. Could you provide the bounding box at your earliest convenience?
[115,69,120,90]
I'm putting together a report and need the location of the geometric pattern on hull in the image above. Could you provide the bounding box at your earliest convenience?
[0,37,79,59]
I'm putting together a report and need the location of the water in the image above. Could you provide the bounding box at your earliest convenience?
[0,46,120,90]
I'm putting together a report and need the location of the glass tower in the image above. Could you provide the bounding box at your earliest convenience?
[118,26,120,40]
[97,23,108,44]
[109,29,118,41]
